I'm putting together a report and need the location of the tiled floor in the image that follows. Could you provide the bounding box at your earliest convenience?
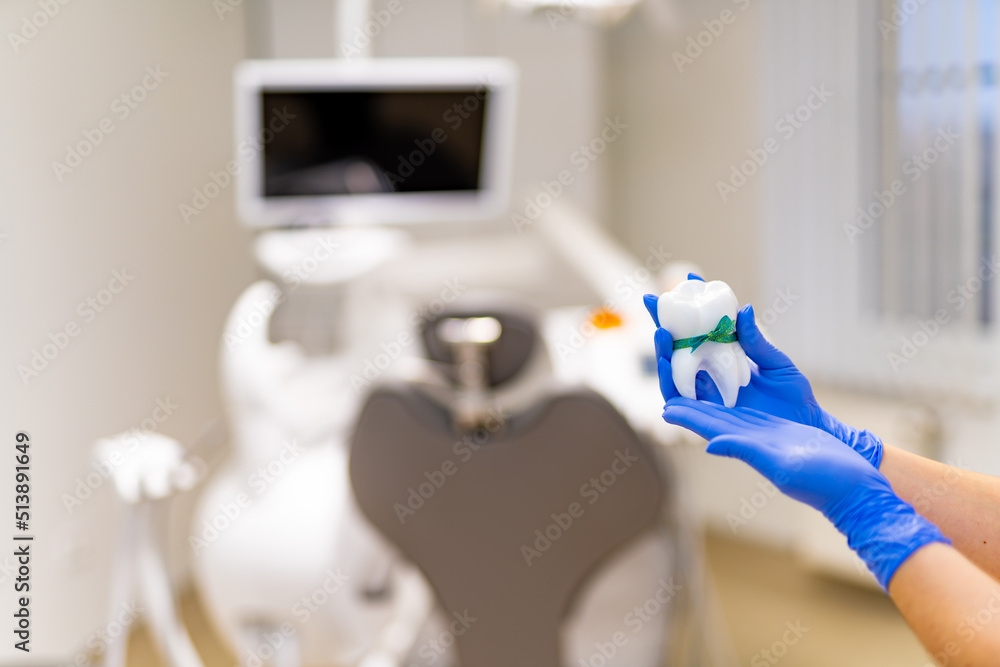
[127,530,933,666]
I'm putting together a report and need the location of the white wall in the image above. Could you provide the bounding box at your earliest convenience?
[0,0,252,659]
[607,0,766,306]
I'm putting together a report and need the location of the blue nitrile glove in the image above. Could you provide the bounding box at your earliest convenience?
[661,398,949,591]
[643,275,883,469]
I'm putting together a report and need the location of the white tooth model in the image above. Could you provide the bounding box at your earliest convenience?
[656,279,751,408]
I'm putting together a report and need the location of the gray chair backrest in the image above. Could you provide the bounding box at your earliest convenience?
[349,385,664,667]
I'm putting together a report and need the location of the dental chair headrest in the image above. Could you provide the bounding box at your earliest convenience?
[420,304,538,388]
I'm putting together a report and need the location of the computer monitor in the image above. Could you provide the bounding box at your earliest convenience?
[234,58,518,227]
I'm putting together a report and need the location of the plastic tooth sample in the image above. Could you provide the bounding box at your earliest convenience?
[657,279,751,408]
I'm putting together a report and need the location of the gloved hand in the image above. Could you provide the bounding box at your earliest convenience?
[644,275,883,468]
[661,397,949,590]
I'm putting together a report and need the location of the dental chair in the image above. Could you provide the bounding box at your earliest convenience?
[350,303,677,667]
[190,56,732,667]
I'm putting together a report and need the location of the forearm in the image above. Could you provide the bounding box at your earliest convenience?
[880,444,1000,580]
[889,542,1000,666]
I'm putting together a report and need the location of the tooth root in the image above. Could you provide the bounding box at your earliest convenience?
[670,350,700,401]
[704,344,741,408]
[737,345,752,387]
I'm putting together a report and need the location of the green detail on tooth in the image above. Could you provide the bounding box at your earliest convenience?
[672,315,738,352]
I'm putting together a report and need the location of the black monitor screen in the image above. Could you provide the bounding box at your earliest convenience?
[261,89,488,197]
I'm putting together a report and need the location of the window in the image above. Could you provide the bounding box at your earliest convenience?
[873,0,997,324]
[761,0,1000,398]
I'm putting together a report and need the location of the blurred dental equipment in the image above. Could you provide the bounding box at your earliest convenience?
[194,277,435,667]
[86,51,735,667]
[500,0,642,26]
[492,0,682,31]
[92,434,204,667]
[200,56,729,667]
[191,60,518,666]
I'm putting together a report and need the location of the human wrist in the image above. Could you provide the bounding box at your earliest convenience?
[817,410,884,468]
[828,488,950,591]
[844,428,884,469]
